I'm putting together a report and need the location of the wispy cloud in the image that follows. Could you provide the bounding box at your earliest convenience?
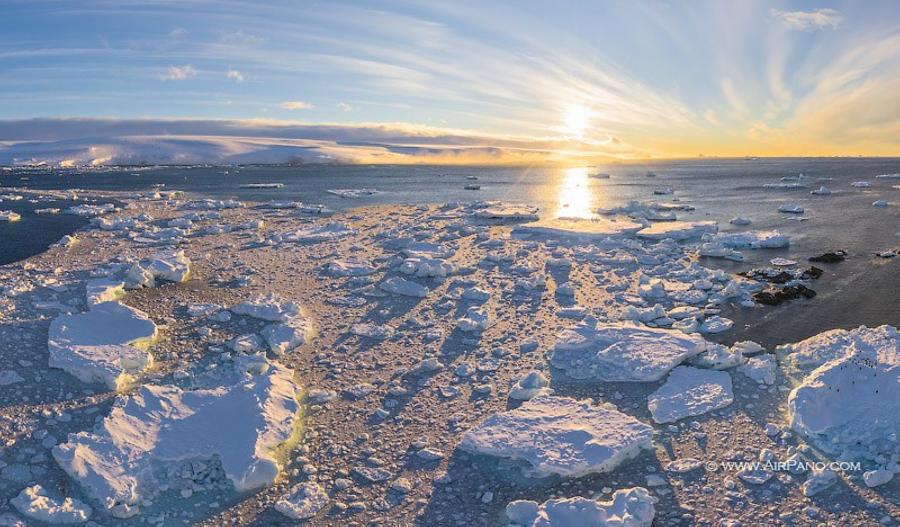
[771,8,843,31]
[226,69,245,82]
[168,27,187,39]
[280,100,314,110]
[337,102,352,112]
[162,64,196,81]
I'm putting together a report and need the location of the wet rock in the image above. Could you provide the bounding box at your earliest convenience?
[808,250,846,263]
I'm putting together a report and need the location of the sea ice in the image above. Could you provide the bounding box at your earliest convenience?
[460,395,653,477]
[635,221,717,241]
[729,217,752,225]
[400,256,455,278]
[508,370,552,400]
[231,293,302,322]
[738,355,776,385]
[277,222,354,243]
[0,210,22,222]
[327,260,376,277]
[85,277,125,306]
[512,217,644,240]
[549,319,707,382]
[784,325,899,462]
[327,188,379,198]
[701,230,789,249]
[851,181,871,188]
[11,485,92,524]
[647,366,734,423]
[274,482,329,520]
[380,277,428,298]
[505,487,656,527]
[699,316,733,334]
[810,186,831,195]
[778,204,804,214]
[125,250,191,288]
[473,203,539,221]
[48,301,157,389]
[53,358,302,518]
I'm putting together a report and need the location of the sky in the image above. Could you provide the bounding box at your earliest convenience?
[1,0,900,165]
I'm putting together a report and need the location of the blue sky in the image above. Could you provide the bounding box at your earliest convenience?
[1,1,900,164]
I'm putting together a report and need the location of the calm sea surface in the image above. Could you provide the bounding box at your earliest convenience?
[2,158,899,343]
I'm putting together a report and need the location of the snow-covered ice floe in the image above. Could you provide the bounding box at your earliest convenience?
[549,319,707,382]
[125,250,192,289]
[231,293,313,354]
[52,357,302,518]
[512,217,644,241]
[781,325,899,462]
[505,487,656,527]
[647,366,734,423]
[11,484,93,524]
[635,221,717,241]
[326,188,380,198]
[472,203,539,221]
[700,230,789,249]
[48,301,158,389]
[275,222,354,243]
[460,395,653,477]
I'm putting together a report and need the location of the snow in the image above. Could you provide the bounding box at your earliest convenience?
[512,217,644,240]
[275,482,329,520]
[380,276,429,298]
[647,366,734,423]
[48,301,157,389]
[53,358,302,518]
[125,251,191,288]
[701,230,789,249]
[459,395,653,478]
[635,221,718,241]
[505,487,656,527]
[784,325,899,462]
[549,320,708,381]
[11,485,92,524]
[508,370,553,401]
[0,210,21,222]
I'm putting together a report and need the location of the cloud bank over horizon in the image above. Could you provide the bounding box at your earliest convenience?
[2,1,900,165]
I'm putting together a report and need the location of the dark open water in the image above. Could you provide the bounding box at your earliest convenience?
[2,158,898,343]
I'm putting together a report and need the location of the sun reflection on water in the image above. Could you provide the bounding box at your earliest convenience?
[555,167,597,219]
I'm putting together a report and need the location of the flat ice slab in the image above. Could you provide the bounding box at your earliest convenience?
[459,395,653,478]
[472,203,539,221]
[784,325,899,461]
[12,484,93,524]
[549,320,707,381]
[125,250,191,288]
[636,221,717,241]
[48,301,157,389]
[506,487,656,527]
[647,366,734,423]
[231,293,302,322]
[701,230,789,249]
[277,222,354,243]
[512,217,644,240]
[53,358,302,518]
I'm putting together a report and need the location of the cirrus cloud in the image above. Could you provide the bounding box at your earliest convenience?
[162,64,196,81]
[280,100,314,110]
[771,8,843,31]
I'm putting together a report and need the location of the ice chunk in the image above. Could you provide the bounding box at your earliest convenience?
[810,186,831,195]
[277,222,354,243]
[327,260,375,277]
[801,468,838,497]
[400,257,455,277]
[231,293,302,322]
[326,188,379,198]
[380,277,428,298]
[729,217,752,225]
[0,370,25,386]
[778,203,804,214]
[635,221,717,241]
[549,320,707,381]
[0,210,22,222]
[275,482,328,520]
[508,370,552,401]
[701,230,789,249]
[699,316,733,334]
[689,343,746,369]
[351,323,394,340]
[647,366,734,423]
[460,395,653,477]
[738,355,777,385]
[872,200,889,208]
[48,301,157,389]
[85,278,125,306]
[261,316,314,354]
[125,250,191,288]
[473,203,539,221]
[512,217,644,241]
[11,485,92,524]
[53,359,302,518]
[457,306,491,332]
[505,487,656,527]
[785,325,899,461]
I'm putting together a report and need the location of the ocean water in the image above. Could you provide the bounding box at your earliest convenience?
[2,158,899,342]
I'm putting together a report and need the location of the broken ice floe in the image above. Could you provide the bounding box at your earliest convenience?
[326,188,380,198]
[636,221,717,241]
[647,366,734,423]
[230,294,313,354]
[549,319,707,382]
[472,203,539,221]
[380,276,429,298]
[460,395,653,477]
[505,487,656,527]
[11,484,93,524]
[125,250,192,289]
[700,230,789,249]
[48,301,158,389]
[52,357,302,518]
[512,217,644,241]
[0,210,22,222]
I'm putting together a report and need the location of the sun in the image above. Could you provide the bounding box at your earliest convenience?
[563,104,591,138]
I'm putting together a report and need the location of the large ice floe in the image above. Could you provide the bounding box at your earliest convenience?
[472,202,539,221]
[635,221,717,241]
[505,487,656,527]
[274,222,354,243]
[48,301,158,389]
[52,356,302,518]
[781,325,899,463]
[548,319,708,382]
[512,217,644,240]
[647,366,734,423]
[459,395,653,477]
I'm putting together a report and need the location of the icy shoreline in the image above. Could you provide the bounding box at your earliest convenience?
[0,189,897,526]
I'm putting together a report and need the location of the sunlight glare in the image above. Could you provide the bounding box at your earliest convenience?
[556,167,596,219]
[563,104,591,138]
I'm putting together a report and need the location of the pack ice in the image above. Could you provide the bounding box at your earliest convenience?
[549,319,708,382]
[506,487,656,527]
[647,366,734,423]
[782,325,899,462]
[52,357,302,518]
[231,294,313,354]
[459,395,653,477]
[48,301,158,389]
